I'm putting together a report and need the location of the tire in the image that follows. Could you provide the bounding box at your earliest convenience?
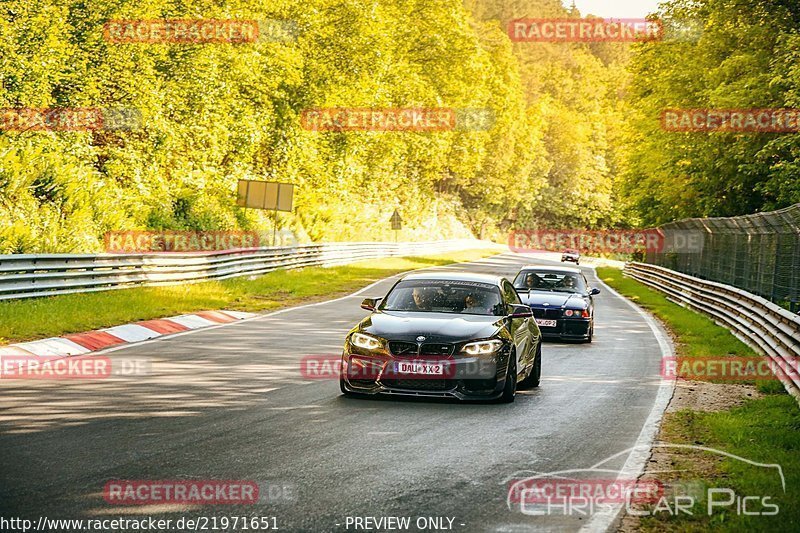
[585,322,594,344]
[519,343,541,389]
[498,354,517,403]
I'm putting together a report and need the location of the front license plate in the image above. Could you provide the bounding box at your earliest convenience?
[396,361,444,376]
[536,319,558,327]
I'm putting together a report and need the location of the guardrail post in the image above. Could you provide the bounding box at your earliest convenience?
[771,234,781,304]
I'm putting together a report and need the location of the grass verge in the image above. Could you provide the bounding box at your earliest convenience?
[597,267,800,532]
[0,249,499,344]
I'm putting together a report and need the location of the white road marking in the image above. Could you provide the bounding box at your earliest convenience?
[579,267,675,533]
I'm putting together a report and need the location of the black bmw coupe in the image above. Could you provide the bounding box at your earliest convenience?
[340,272,542,402]
[512,266,600,342]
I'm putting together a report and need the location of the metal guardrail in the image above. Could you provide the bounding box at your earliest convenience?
[0,240,497,301]
[624,262,800,402]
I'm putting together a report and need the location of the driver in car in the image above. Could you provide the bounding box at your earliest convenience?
[411,287,432,311]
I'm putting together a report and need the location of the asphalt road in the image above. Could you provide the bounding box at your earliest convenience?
[0,253,668,533]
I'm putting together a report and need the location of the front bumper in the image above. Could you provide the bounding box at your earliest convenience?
[340,351,511,400]
[536,317,591,340]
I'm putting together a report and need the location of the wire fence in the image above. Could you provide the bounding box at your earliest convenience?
[644,203,800,312]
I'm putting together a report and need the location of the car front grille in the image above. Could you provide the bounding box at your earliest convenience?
[389,341,455,357]
[531,308,561,319]
[420,343,454,356]
[389,341,417,356]
[381,378,453,391]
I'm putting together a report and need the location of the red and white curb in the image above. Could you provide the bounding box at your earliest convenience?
[0,310,256,358]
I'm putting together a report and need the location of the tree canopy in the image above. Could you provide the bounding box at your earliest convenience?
[0,0,797,252]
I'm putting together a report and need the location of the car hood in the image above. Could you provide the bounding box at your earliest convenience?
[519,291,586,309]
[358,311,502,342]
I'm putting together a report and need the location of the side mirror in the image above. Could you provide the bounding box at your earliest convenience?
[509,303,533,318]
[589,288,601,296]
[361,297,381,311]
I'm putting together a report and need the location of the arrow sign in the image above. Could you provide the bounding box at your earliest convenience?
[390,209,402,230]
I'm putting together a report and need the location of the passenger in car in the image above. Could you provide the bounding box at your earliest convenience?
[523,273,540,289]
[560,276,576,289]
[462,293,486,314]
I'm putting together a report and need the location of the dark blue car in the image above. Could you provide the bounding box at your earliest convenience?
[512,266,599,343]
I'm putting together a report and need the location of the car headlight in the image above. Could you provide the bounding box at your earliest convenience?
[462,339,503,355]
[564,309,575,317]
[351,332,384,351]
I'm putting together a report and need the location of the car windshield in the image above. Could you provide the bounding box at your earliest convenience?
[381,279,504,316]
[513,271,587,294]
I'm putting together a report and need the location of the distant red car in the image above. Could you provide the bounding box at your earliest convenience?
[561,249,580,264]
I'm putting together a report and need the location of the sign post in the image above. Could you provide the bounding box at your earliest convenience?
[390,209,402,242]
